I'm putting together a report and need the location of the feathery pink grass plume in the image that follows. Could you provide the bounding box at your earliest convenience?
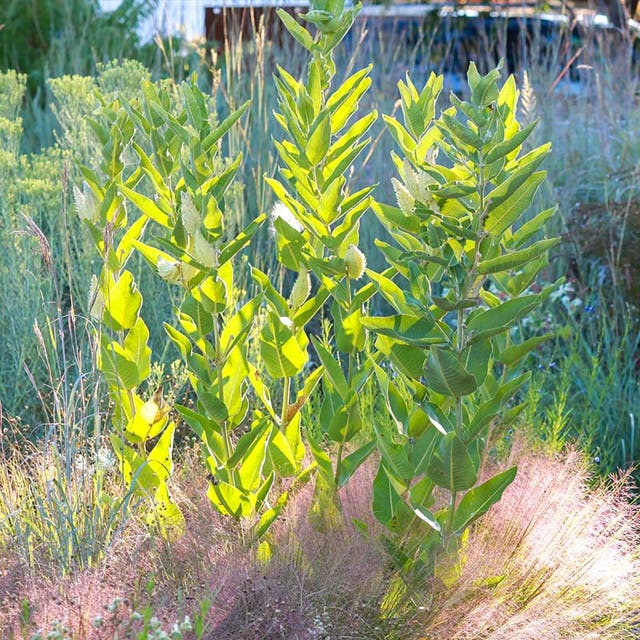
[3,442,640,640]
[424,442,640,640]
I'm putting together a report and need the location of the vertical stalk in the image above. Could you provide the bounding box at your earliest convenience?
[212,312,231,459]
[280,377,290,430]
[447,305,466,536]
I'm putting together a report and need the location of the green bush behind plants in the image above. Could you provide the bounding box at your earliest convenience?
[522,285,640,476]
[0,0,154,84]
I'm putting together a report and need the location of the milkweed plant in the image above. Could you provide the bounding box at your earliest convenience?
[74,0,558,582]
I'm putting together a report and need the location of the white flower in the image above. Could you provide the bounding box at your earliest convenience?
[279,316,295,330]
[157,257,181,283]
[270,201,303,233]
[95,446,116,472]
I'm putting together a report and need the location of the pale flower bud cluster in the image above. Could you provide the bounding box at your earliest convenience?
[344,243,366,279]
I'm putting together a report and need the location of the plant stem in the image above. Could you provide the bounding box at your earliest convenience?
[280,376,290,430]
[212,313,231,459]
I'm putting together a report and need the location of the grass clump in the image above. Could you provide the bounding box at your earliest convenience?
[422,439,640,639]
[2,439,639,639]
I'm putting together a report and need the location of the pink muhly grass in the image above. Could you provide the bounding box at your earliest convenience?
[424,441,640,640]
[203,463,394,639]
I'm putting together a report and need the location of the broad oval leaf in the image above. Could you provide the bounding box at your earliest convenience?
[452,466,517,533]
[426,432,477,492]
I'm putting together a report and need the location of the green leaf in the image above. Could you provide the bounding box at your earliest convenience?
[380,340,427,379]
[252,267,289,317]
[383,114,416,157]
[123,317,151,382]
[337,439,376,487]
[484,120,537,164]
[452,467,517,533]
[360,314,437,347]
[147,421,177,482]
[218,213,266,265]
[333,305,366,353]
[306,110,331,165]
[311,336,350,400]
[468,293,544,334]
[109,433,158,491]
[477,237,559,274]
[278,8,315,48]
[511,206,557,248]
[485,170,546,237]
[467,61,501,106]
[461,338,492,386]
[99,336,141,390]
[408,427,440,475]
[269,426,299,477]
[411,503,441,533]
[233,420,271,492]
[164,323,191,359]
[327,399,362,443]
[375,422,413,483]
[255,491,289,539]
[371,359,409,431]
[366,270,424,316]
[207,479,253,518]
[372,463,410,531]
[272,215,307,271]
[103,270,142,331]
[260,313,308,379]
[147,481,185,538]
[327,111,377,162]
[438,113,483,149]
[201,100,251,152]
[327,66,372,133]
[424,347,478,396]
[181,294,214,337]
[307,427,335,488]
[426,432,477,492]
[119,184,171,227]
[196,384,229,424]
[175,405,227,461]
[497,334,552,366]
[197,276,228,314]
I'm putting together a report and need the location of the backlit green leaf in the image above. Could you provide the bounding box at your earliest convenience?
[426,431,477,491]
[452,466,517,533]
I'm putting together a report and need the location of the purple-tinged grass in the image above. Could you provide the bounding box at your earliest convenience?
[2,440,639,639]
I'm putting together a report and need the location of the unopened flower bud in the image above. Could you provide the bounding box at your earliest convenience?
[87,275,105,319]
[74,182,100,223]
[344,244,366,279]
[181,192,200,235]
[157,257,181,283]
[289,268,311,309]
[192,231,216,268]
